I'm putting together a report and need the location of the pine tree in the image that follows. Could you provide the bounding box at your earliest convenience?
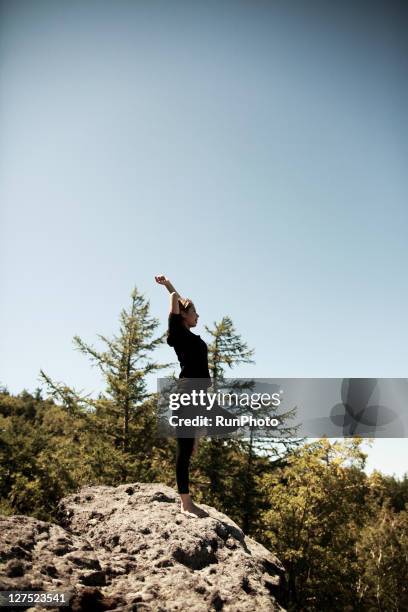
[196,316,254,508]
[40,287,172,480]
[198,315,302,532]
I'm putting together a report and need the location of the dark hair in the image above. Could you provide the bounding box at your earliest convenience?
[179,297,194,312]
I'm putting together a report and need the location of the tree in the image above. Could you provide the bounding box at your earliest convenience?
[39,287,172,482]
[191,315,301,532]
[193,316,255,511]
[0,390,105,520]
[366,470,408,513]
[259,438,370,610]
[356,504,408,610]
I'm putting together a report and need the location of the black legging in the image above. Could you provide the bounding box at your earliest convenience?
[174,382,241,494]
[176,437,195,494]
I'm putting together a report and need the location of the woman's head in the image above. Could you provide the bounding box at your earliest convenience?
[179,298,199,328]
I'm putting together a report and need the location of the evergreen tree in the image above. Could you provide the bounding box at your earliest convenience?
[40,287,172,482]
[197,315,301,532]
[194,316,254,511]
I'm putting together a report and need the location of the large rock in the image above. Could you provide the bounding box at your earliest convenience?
[0,483,286,611]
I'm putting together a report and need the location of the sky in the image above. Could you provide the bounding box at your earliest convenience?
[1,0,407,478]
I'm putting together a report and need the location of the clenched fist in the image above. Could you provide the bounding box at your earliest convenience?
[155,275,169,285]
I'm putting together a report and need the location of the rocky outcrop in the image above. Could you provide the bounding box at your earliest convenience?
[0,483,286,611]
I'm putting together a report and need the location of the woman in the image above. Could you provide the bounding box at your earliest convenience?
[155,274,210,518]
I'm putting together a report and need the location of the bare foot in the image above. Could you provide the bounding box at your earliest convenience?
[180,501,209,518]
[179,493,209,518]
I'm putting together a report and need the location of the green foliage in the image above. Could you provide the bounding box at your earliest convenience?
[1,287,175,520]
[366,469,408,513]
[258,438,408,611]
[40,287,171,454]
[356,504,408,611]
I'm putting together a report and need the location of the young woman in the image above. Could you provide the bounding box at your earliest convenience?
[155,274,209,518]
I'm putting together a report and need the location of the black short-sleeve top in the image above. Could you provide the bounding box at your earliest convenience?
[167,312,211,382]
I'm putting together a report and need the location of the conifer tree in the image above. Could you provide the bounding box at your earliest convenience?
[196,316,255,508]
[196,315,301,532]
[40,287,171,480]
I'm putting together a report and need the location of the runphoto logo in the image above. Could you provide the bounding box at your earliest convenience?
[168,390,282,411]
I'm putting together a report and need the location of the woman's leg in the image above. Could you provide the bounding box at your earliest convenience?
[176,437,208,518]
[176,437,195,494]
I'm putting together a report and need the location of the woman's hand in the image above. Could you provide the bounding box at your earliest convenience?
[155,275,178,295]
[155,274,169,286]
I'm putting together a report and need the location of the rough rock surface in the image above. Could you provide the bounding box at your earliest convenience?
[0,483,286,611]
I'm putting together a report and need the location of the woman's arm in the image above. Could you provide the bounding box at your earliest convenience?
[154,275,185,314]
[170,292,180,314]
[155,274,178,295]
[154,274,181,297]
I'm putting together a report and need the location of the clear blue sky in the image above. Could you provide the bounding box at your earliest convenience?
[1,0,407,477]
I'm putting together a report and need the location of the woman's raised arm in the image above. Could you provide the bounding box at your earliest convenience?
[154,275,184,314]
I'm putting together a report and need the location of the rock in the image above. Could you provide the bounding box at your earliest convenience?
[5,559,27,577]
[78,570,106,586]
[0,483,286,611]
